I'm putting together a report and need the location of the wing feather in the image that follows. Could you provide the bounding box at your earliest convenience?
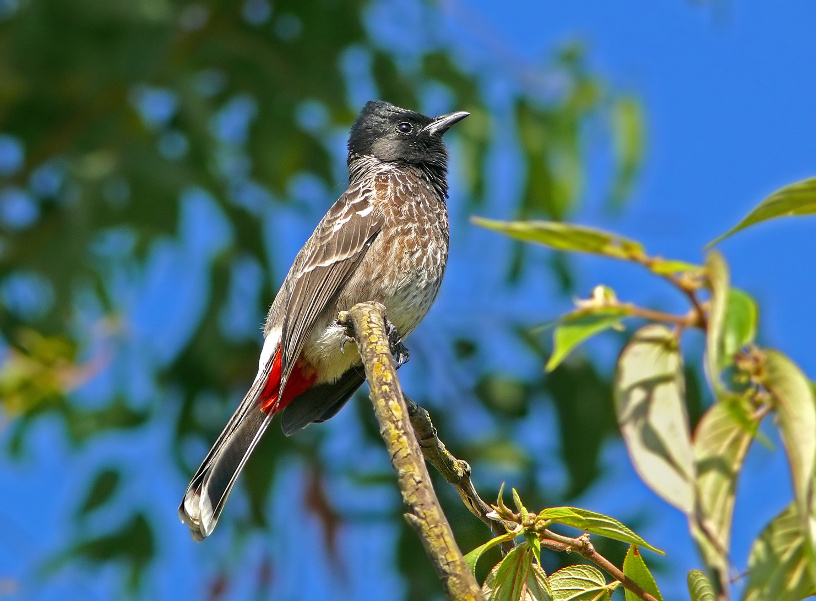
[278,181,385,394]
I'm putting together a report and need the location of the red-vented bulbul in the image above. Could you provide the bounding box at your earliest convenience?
[179,101,468,541]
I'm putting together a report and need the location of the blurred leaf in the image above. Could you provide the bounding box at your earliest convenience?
[481,545,552,601]
[691,395,756,586]
[608,95,645,211]
[684,364,707,433]
[475,374,531,418]
[614,324,696,514]
[10,398,149,456]
[762,350,816,536]
[722,289,758,361]
[704,250,729,391]
[464,436,532,470]
[646,258,702,275]
[546,310,629,372]
[78,468,120,516]
[686,570,716,601]
[744,503,816,601]
[538,507,662,554]
[65,399,149,444]
[622,545,663,601]
[514,99,564,221]
[453,337,478,360]
[0,329,79,415]
[45,513,155,591]
[473,218,644,261]
[545,360,616,497]
[707,176,816,246]
[548,564,611,600]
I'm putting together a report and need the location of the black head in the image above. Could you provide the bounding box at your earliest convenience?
[347,101,469,170]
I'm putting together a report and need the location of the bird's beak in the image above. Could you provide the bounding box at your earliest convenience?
[423,110,470,137]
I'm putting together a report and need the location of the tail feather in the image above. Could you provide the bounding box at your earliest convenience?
[179,347,316,541]
[179,374,273,541]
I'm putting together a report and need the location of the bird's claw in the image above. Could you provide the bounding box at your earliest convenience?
[339,332,356,354]
[337,312,357,354]
[385,318,410,368]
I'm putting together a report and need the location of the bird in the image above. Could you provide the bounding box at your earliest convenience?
[179,100,469,541]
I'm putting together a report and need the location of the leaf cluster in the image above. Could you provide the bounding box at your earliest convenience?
[474,178,816,600]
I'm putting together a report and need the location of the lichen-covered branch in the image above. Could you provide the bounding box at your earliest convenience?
[338,302,484,601]
[403,395,510,547]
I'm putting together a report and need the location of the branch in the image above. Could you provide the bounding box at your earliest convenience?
[403,395,513,553]
[339,303,484,601]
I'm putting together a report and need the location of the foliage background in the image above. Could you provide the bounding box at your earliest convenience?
[1,1,815,600]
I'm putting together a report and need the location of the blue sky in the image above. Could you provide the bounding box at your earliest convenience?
[2,1,816,600]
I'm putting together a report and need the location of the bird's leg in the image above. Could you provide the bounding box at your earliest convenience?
[384,317,410,368]
[337,310,409,367]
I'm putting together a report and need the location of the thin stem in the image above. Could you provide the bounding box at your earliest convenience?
[625,304,702,328]
[539,530,660,601]
[636,256,709,331]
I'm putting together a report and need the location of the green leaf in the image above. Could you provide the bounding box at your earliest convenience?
[465,532,518,576]
[608,95,644,211]
[691,396,757,584]
[538,507,662,554]
[722,289,758,361]
[549,565,612,601]
[513,488,529,522]
[744,503,816,601]
[707,176,816,246]
[614,324,696,514]
[622,545,663,601]
[647,258,702,275]
[525,532,542,566]
[704,250,729,389]
[546,310,629,372]
[703,273,758,390]
[78,468,120,516]
[482,545,553,601]
[762,350,816,548]
[472,218,645,261]
[686,570,716,601]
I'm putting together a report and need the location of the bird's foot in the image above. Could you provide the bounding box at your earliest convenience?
[384,318,410,368]
[337,311,357,354]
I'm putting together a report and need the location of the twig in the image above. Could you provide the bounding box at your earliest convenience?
[496,502,660,601]
[339,303,484,601]
[637,256,708,331]
[539,529,660,601]
[624,304,702,328]
[403,395,514,553]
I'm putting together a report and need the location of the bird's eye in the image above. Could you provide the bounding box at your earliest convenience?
[396,122,412,134]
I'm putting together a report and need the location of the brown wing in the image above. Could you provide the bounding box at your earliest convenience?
[278,180,384,395]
